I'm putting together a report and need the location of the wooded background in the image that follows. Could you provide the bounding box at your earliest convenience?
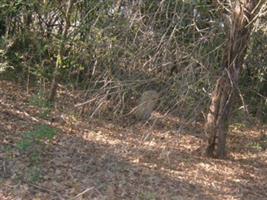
[0,0,266,157]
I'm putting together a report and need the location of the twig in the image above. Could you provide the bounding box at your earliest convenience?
[71,187,94,200]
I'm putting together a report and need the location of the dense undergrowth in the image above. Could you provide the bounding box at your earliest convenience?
[0,1,266,124]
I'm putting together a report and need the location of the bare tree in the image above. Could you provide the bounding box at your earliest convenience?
[205,0,265,158]
[48,0,74,103]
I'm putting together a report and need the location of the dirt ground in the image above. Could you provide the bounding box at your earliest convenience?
[0,80,266,200]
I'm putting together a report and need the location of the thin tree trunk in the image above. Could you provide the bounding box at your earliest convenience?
[48,0,73,103]
[205,0,263,158]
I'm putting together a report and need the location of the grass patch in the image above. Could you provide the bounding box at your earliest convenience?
[29,91,53,119]
[16,125,57,183]
[17,125,57,152]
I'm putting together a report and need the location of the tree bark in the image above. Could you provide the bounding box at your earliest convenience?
[205,0,264,158]
[48,0,74,103]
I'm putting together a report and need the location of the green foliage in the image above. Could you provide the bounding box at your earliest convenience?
[17,125,57,152]
[0,49,14,73]
[30,125,56,140]
[17,138,33,152]
[260,135,267,150]
[247,134,267,152]
[0,0,266,121]
[16,125,57,182]
[248,142,263,151]
[29,91,52,109]
[240,30,267,122]
[29,91,53,119]
[26,165,42,183]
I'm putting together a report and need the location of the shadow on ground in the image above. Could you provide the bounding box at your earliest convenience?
[1,80,267,200]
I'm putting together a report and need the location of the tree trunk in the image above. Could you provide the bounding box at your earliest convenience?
[205,0,263,158]
[48,0,73,103]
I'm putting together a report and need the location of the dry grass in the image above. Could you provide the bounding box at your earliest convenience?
[0,80,266,200]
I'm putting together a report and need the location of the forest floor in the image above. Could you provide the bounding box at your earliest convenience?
[0,80,266,200]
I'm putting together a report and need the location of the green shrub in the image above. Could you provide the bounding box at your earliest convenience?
[17,125,57,152]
